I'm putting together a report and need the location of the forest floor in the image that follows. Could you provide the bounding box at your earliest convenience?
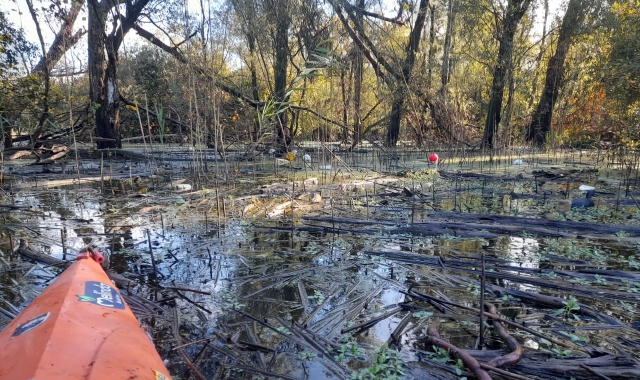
[2,144,640,379]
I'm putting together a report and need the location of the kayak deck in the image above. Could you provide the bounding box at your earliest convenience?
[0,253,171,380]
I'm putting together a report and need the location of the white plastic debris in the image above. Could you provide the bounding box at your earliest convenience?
[319,165,332,170]
[302,154,311,162]
[513,159,523,165]
[578,185,595,191]
[291,149,298,156]
[268,148,276,155]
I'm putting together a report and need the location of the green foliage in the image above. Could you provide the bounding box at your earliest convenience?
[349,344,405,380]
[0,12,36,77]
[412,310,433,320]
[550,346,573,356]
[602,1,640,107]
[424,345,467,377]
[555,296,581,320]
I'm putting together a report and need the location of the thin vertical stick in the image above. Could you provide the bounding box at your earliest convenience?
[160,213,165,238]
[146,229,158,279]
[478,253,486,349]
[8,233,14,261]
[365,188,370,219]
[100,152,104,193]
[216,189,221,228]
[61,228,67,261]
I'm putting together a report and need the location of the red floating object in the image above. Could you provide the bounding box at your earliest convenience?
[429,153,439,163]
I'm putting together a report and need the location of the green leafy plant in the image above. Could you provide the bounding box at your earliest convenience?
[555,296,581,320]
[466,284,480,296]
[299,351,316,361]
[628,255,640,270]
[621,279,639,293]
[425,345,467,376]
[594,275,608,284]
[571,277,591,286]
[501,295,520,302]
[308,290,325,303]
[620,301,635,313]
[412,311,433,320]
[350,344,405,380]
[551,346,572,356]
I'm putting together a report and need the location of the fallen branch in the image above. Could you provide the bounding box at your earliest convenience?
[485,303,524,368]
[423,321,492,380]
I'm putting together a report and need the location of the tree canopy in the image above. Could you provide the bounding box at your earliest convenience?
[0,0,638,150]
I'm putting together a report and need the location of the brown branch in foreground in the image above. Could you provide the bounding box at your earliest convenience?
[424,321,492,380]
[485,303,524,368]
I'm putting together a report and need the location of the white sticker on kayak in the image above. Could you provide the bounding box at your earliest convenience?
[77,281,125,309]
[12,312,50,337]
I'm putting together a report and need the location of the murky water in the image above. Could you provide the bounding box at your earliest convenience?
[2,147,640,379]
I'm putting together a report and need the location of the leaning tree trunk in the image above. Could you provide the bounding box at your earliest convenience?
[482,0,532,149]
[386,0,430,147]
[527,0,589,145]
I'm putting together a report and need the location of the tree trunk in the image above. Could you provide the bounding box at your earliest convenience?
[527,0,589,145]
[248,35,261,141]
[440,0,455,97]
[32,0,85,75]
[427,4,436,91]
[527,0,549,111]
[88,0,119,149]
[352,0,364,146]
[25,0,50,130]
[481,0,532,149]
[272,0,291,148]
[88,0,150,149]
[386,0,430,147]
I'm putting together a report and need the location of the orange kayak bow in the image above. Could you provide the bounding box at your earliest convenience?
[0,248,171,379]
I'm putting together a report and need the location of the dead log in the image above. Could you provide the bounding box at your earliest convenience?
[426,211,640,237]
[9,150,33,160]
[468,350,640,380]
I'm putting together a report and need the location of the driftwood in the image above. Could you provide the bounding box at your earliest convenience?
[426,211,640,237]
[305,212,640,239]
[9,150,33,160]
[423,321,492,380]
[485,285,628,329]
[8,171,151,190]
[366,249,640,305]
[468,350,640,380]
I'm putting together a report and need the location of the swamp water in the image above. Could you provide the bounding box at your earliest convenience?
[1,147,640,379]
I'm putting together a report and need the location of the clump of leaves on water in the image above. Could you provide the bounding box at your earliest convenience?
[541,238,612,264]
[349,344,405,380]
